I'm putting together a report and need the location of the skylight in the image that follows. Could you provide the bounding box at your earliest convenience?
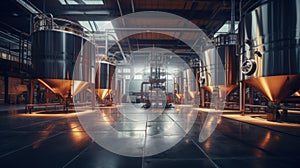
[58,0,104,5]
[78,21,114,32]
[78,20,119,40]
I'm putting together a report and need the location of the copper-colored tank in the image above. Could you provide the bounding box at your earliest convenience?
[31,17,95,100]
[201,33,239,99]
[95,61,115,101]
[294,91,300,97]
[239,0,300,104]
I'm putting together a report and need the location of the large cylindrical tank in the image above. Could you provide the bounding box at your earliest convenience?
[201,33,239,98]
[186,67,199,99]
[31,18,95,100]
[174,72,184,102]
[239,0,300,103]
[95,61,116,100]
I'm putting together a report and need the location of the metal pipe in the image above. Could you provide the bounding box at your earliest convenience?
[200,88,205,107]
[88,20,95,32]
[249,86,253,104]
[16,0,41,14]
[18,34,21,71]
[0,30,20,44]
[239,81,245,115]
[239,0,243,22]
[238,0,244,114]
[30,14,33,34]
[26,39,29,67]
[115,0,125,26]
[105,27,202,32]
[131,0,135,13]
[29,80,34,104]
[21,36,24,69]
[230,0,236,33]
[116,0,124,18]
[4,75,9,104]
[43,13,54,29]
[107,33,128,63]
[0,20,29,37]
[105,31,108,55]
[91,83,95,110]
[116,0,133,54]
[141,82,150,102]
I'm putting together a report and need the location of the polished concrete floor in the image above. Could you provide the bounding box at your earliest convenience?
[0,104,299,168]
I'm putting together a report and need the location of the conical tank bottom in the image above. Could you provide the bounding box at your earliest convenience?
[188,91,197,99]
[96,89,112,100]
[244,75,300,103]
[202,86,214,94]
[218,85,238,98]
[201,85,238,98]
[175,93,183,100]
[37,79,90,99]
[293,90,300,96]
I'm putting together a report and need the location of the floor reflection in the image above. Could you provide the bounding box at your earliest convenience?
[32,124,55,149]
[76,104,199,157]
[0,105,300,167]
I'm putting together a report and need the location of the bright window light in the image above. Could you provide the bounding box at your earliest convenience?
[59,0,104,5]
[214,21,239,37]
[134,75,142,80]
[79,20,119,40]
[94,21,113,30]
[125,75,131,79]
[78,21,91,30]
[123,68,131,73]
[79,21,114,31]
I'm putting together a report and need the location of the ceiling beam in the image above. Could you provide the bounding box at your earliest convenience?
[50,8,231,21]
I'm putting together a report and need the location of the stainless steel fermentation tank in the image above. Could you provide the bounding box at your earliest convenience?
[201,34,239,99]
[31,16,95,101]
[174,72,183,102]
[239,0,300,105]
[95,61,115,101]
[186,66,199,99]
[174,66,199,104]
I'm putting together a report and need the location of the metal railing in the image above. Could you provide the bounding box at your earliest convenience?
[0,30,31,66]
[214,33,237,46]
[33,14,93,39]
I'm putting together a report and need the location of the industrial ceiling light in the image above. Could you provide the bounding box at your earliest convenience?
[16,0,39,14]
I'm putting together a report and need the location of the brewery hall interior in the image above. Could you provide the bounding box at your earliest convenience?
[0,0,300,168]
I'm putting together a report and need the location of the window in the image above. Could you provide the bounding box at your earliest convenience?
[78,21,118,40]
[123,68,131,73]
[134,75,142,80]
[214,21,239,37]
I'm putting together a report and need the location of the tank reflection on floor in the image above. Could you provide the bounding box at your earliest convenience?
[0,105,300,167]
[69,122,86,144]
[33,124,55,149]
[76,104,199,157]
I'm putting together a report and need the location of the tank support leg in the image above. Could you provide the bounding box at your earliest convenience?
[267,102,280,121]
[239,81,246,116]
